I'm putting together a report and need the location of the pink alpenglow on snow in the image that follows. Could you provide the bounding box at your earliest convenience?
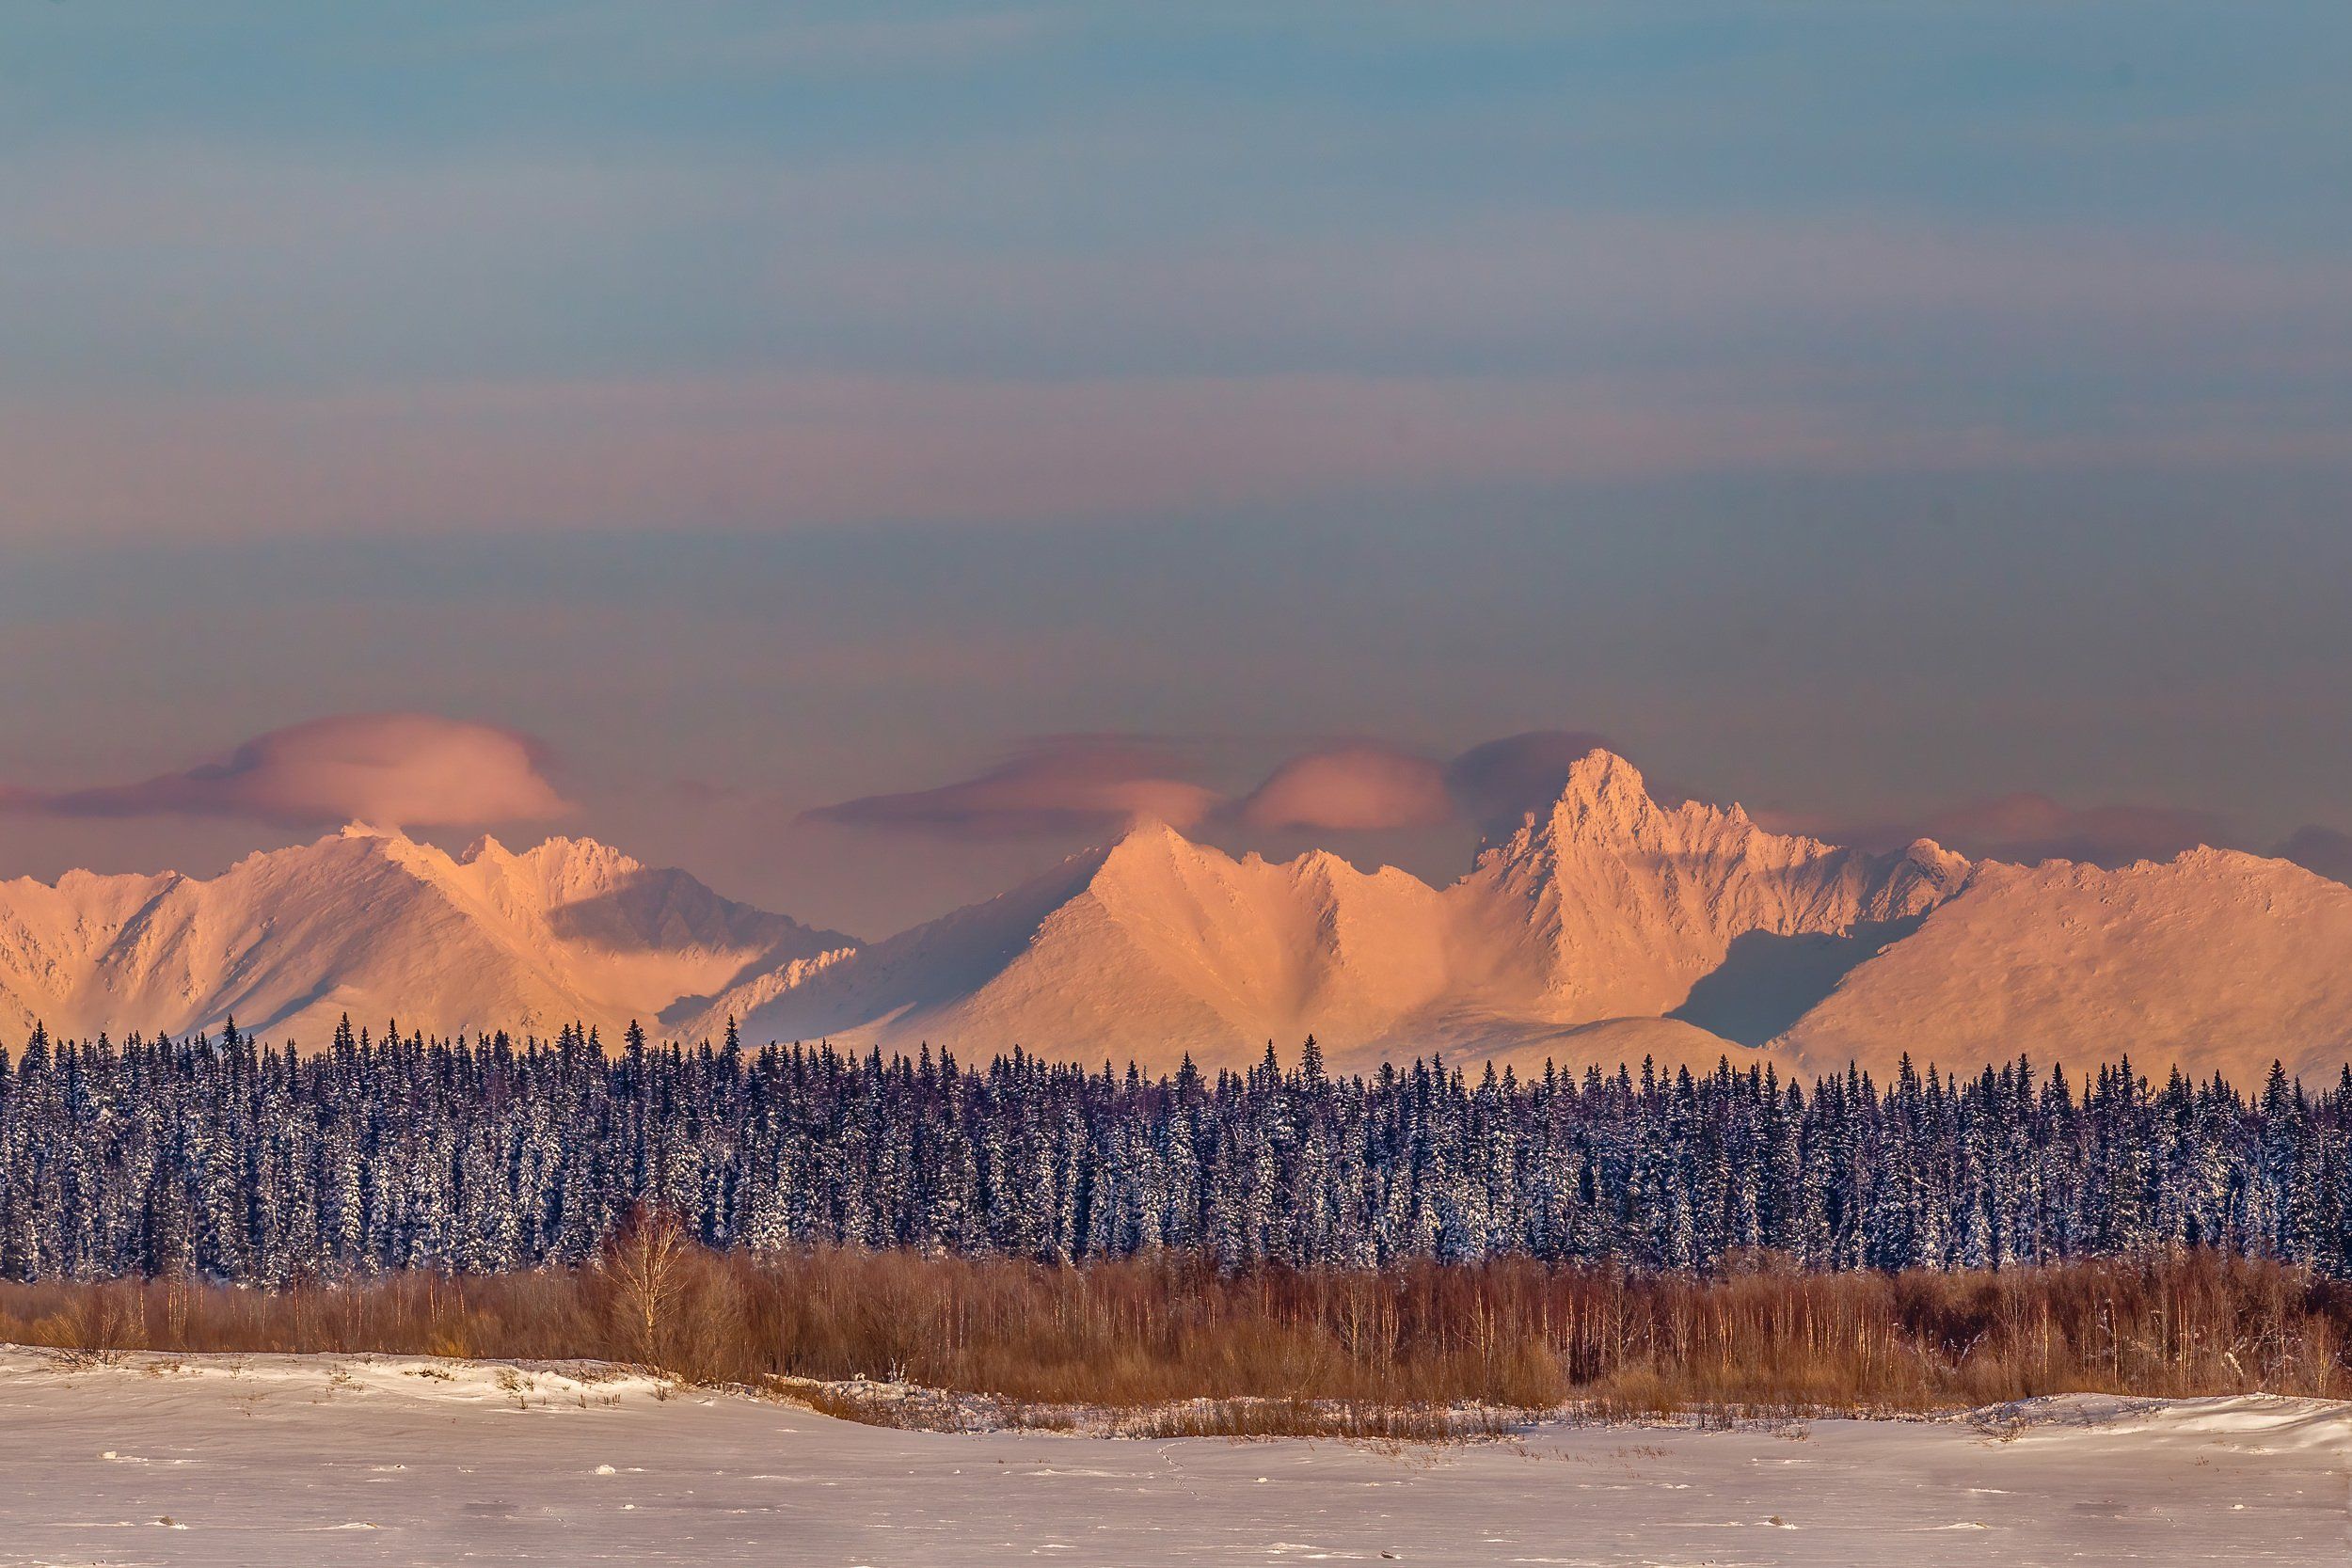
[7,747,2352,1086]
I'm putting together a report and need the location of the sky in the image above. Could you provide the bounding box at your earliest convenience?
[2,1,2348,936]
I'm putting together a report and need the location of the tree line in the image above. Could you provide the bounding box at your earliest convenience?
[0,1017,2347,1285]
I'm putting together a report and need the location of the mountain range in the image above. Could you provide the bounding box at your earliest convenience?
[6,750,2350,1084]
[0,827,851,1051]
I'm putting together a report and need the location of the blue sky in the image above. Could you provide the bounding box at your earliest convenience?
[3,3,2348,931]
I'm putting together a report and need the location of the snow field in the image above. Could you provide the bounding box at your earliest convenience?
[1,1347,2344,1566]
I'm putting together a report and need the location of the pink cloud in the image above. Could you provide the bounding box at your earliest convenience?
[3,713,573,830]
[803,739,1214,839]
[1236,744,1452,832]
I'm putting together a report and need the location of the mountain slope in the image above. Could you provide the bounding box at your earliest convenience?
[0,826,854,1044]
[721,824,1448,1067]
[1776,847,2352,1083]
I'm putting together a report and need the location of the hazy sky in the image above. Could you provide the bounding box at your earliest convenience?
[4,2,2348,935]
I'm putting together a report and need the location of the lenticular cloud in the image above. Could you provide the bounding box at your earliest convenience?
[1236,743,1453,832]
[803,738,1216,839]
[2,713,573,830]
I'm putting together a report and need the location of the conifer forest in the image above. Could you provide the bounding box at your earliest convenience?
[3,1018,2347,1286]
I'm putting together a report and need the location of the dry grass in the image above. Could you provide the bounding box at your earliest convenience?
[1117,1399,1521,1441]
[2,1227,2344,1429]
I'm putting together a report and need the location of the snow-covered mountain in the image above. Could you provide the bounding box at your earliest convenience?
[1431,750,1968,1051]
[1775,847,2352,1083]
[9,749,2352,1084]
[0,825,854,1045]
[701,824,1449,1067]
[721,750,2352,1083]
[718,750,1975,1075]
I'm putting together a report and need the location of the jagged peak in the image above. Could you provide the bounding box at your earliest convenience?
[1556,748,1653,810]
[1958,841,2278,882]
[1286,846,1352,878]
[520,832,625,856]
[1545,749,1775,841]
[1465,751,1926,906]
[1542,751,1857,854]
[1898,836,1970,877]
[1111,814,1192,844]
[1083,821,1245,909]
[2166,843,2273,873]
[304,822,444,871]
[2089,842,2301,880]
[1091,816,1206,868]
[507,833,644,876]
[309,826,652,907]
[0,863,185,897]
[1470,749,1662,861]
[1507,748,1718,858]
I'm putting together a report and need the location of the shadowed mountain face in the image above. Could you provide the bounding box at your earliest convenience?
[1669,919,1927,1047]
[6,751,2352,1085]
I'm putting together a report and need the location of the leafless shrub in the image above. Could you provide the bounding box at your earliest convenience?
[1,1245,2344,1423]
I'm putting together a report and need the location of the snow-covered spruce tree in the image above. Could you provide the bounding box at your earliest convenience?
[0,1026,2346,1282]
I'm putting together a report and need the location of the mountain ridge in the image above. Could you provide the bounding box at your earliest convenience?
[5,749,2350,1085]
[0,826,853,1046]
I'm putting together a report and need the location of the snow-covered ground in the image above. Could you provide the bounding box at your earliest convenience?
[0,1347,2344,1566]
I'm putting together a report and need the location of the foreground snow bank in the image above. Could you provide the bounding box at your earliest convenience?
[0,1347,2344,1566]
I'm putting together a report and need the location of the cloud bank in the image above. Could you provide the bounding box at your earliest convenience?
[0,714,573,830]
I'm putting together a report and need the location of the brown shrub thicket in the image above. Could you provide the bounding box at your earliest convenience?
[2,1214,2345,1422]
